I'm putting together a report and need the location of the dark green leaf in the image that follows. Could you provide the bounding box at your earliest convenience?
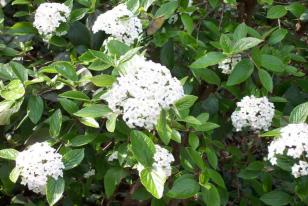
[258,69,273,92]
[46,177,65,206]
[27,95,44,124]
[49,109,62,137]
[167,174,200,199]
[63,148,85,170]
[59,91,90,101]
[260,190,291,206]
[227,59,254,86]
[261,54,284,72]
[267,5,287,19]
[70,134,97,147]
[74,104,111,118]
[130,130,155,167]
[190,52,226,69]
[104,167,128,198]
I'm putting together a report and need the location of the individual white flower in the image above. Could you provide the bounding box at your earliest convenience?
[267,123,308,178]
[107,151,119,162]
[136,145,174,177]
[218,54,241,74]
[92,4,142,45]
[292,161,308,178]
[231,96,275,132]
[103,55,184,130]
[83,169,96,178]
[33,3,70,38]
[15,142,65,194]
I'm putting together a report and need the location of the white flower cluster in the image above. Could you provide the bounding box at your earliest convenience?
[218,54,241,74]
[107,151,118,162]
[92,4,142,45]
[83,169,96,178]
[267,123,308,178]
[136,144,174,177]
[231,96,275,132]
[16,142,64,194]
[104,55,184,130]
[153,145,175,177]
[33,3,70,37]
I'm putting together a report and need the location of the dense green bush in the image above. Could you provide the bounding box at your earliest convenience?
[0,0,307,205]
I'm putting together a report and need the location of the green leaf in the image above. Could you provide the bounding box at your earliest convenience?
[79,117,99,128]
[192,68,221,86]
[233,23,248,41]
[74,104,111,118]
[232,37,263,53]
[88,50,114,65]
[167,174,200,199]
[201,184,221,206]
[227,59,254,86]
[53,61,78,81]
[46,177,65,206]
[59,91,90,101]
[258,69,273,92]
[27,95,44,124]
[130,130,155,167]
[140,168,167,199]
[260,128,281,137]
[190,52,226,69]
[155,1,178,19]
[286,2,305,18]
[0,79,25,100]
[219,34,233,54]
[206,147,218,169]
[208,169,226,189]
[267,5,287,19]
[90,74,116,87]
[49,109,62,137]
[10,62,28,82]
[174,95,198,112]
[260,190,291,206]
[9,167,20,183]
[181,14,193,34]
[156,110,171,145]
[0,149,19,160]
[268,29,288,44]
[106,113,117,132]
[104,167,128,198]
[188,133,199,150]
[70,8,88,22]
[9,22,37,35]
[58,98,79,114]
[289,102,308,123]
[261,54,284,72]
[70,134,97,147]
[63,148,85,170]
[107,40,130,56]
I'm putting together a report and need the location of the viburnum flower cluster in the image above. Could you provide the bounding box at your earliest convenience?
[137,145,174,177]
[33,3,70,38]
[15,142,65,194]
[231,96,275,132]
[267,123,308,178]
[92,4,142,45]
[152,145,175,177]
[218,54,242,74]
[103,55,184,130]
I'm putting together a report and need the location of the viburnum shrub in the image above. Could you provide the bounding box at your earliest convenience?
[0,0,307,205]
